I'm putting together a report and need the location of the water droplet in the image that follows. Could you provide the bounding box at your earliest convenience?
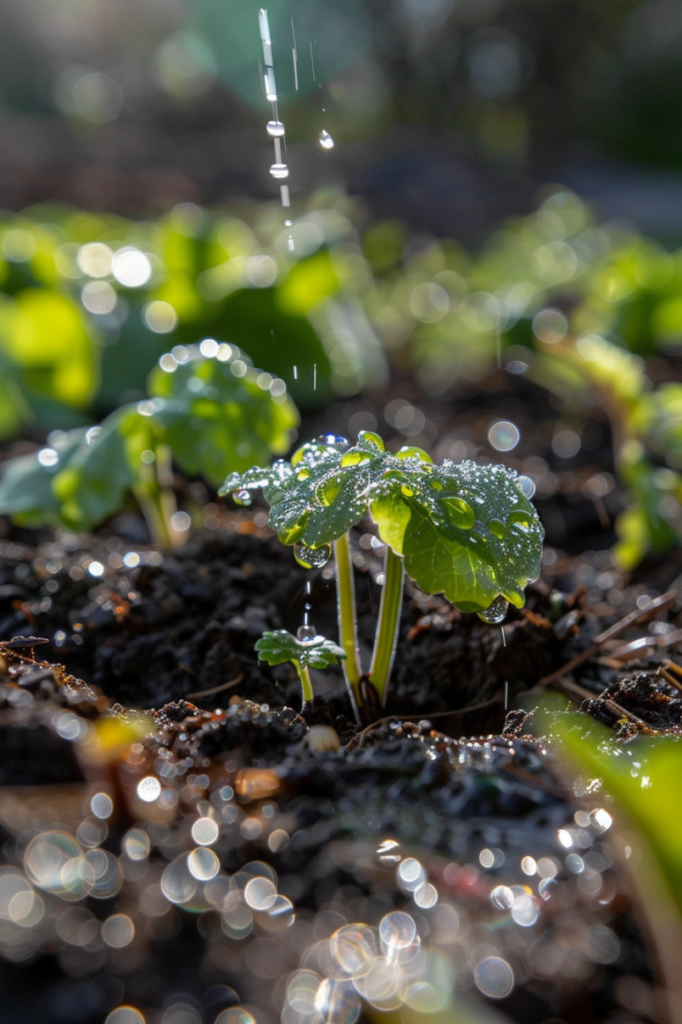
[478,596,509,625]
[396,446,432,463]
[341,448,372,468]
[315,433,349,448]
[429,479,443,491]
[401,485,414,497]
[358,430,385,452]
[441,497,475,530]
[319,129,334,149]
[508,509,532,533]
[270,163,289,179]
[232,489,252,507]
[294,542,331,569]
[278,518,308,545]
[297,624,317,642]
[316,476,342,506]
[267,120,285,137]
[488,519,505,540]
[296,467,311,481]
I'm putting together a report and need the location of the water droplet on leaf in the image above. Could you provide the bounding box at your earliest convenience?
[341,448,371,468]
[396,446,432,463]
[296,624,317,642]
[488,519,505,540]
[441,497,476,530]
[508,510,532,534]
[316,476,342,506]
[401,485,414,497]
[478,596,509,624]
[294,542,331,569]
[357,430,385,452]
[233,489,252,507]
[296,467,311,481]
[315,433,348,449]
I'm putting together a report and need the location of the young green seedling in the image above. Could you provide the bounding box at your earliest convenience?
[221,430,544,724]
[0,343,298,548]
[255,629,346,706]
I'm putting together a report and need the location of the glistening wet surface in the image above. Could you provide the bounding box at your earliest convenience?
[0,642,658,1024]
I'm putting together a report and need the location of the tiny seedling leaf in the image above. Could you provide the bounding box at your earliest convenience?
[255,629,347,670]
[222,431,544,612]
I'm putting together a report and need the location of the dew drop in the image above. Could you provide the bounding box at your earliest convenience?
[477,596,509,625]
[296,624,317,642]
[296,467,311,481]
[232,489,252,507]
[358,430,385,452]
[315,433,349,448]
[401,485,414,497]
[508,509,532,533]
[270,164,289,179]
[396,446,432,463]
[488,519,505,540]
[267,120,285,137]
[294,542,331,569]
[441,497,475,530]
[341,448,371,468]
[316,476,342,506]
[319,129,334,149]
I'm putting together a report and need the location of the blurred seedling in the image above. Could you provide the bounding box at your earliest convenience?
[221,430,543,724]
[0,343,298,548]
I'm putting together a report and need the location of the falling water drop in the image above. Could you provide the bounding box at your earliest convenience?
[232,489,252,507]
[288,235,295,251]
[270,163,289,179]
[297,624,317,642]
[477,596,509,625]
[319,130,334,149]
[294,542,332,569]
[267,120,285,137]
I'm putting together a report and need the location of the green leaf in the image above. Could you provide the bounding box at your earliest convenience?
[148,344,299,486]
[221,431,544,612]
[52,412,138,530]
[255,630,346,670]
[0,428,89,526]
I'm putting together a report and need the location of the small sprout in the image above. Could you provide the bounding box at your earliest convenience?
[255,629,346,706]
[224,430,544,724]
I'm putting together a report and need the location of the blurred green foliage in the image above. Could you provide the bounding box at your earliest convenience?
[2,188,682,562]
[0,345,298,546]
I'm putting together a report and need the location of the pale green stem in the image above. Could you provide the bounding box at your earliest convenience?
[369,546,405,706]
[333,533,363,722]
[132,443,181,550]
[296,661,314,704]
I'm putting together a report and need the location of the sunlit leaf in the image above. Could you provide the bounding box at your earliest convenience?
[255,629,346,670]
[221,431,543,612]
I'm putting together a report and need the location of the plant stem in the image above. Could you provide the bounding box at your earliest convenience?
[369,545,405,706]
[133,444,181,550]
[295,661,314,704]
[333,533,362,721]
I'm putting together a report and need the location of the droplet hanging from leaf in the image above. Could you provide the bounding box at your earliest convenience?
[296,624,317,642]
[477,596,509,624]
[232,489,252,507]
[293,541,331,569]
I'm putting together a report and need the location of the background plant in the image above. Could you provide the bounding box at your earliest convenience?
[0,342,298,548]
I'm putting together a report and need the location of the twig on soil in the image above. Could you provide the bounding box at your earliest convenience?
[659,661,682,694]
[185,673,244,700]
[538,590,677,687]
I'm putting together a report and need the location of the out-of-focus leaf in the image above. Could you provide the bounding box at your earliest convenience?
[193,287,333,406]
[0,289,97,407]
[0,429,88,526]
[148,345,298,486]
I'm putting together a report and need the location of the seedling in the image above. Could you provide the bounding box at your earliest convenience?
[221,430,543,723]
[0,343,298,548]
[255,629,346,705]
